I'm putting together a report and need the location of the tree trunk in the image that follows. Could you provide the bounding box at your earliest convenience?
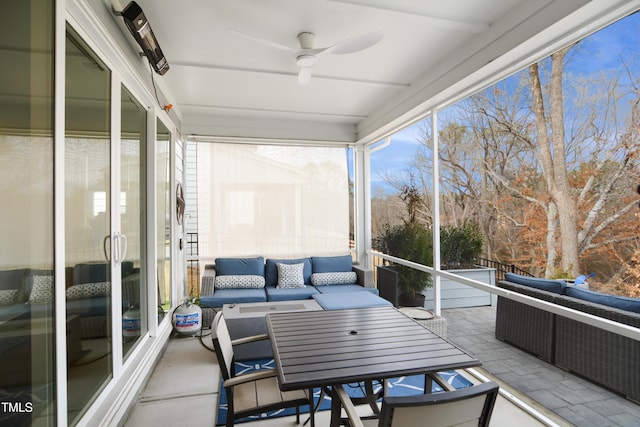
[545,201,558,277]
[529,45,580,277]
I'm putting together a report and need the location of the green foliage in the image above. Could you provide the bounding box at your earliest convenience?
[376,220,486,296]
[440,221,484,269]
[376,222,433,296]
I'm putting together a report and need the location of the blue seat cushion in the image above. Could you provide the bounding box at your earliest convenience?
[505,272,565,294]
[66,296,110,317]
[315,284,379,295]
[0,303,31,322]
[265,285,319,302]
[265,258,312,287]
[311,255,353,273]
[200,288,266,308]
[565,286,640,314]
[215,257,265,276]
[312,291,391,310]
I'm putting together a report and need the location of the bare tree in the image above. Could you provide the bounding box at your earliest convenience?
[528,46,580,276]
[376,37,640,284]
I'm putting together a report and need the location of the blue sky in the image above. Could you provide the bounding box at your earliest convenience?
[363,11,639,196]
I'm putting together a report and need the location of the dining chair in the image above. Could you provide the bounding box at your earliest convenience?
[336,381,499,427]
[211,311,314,427]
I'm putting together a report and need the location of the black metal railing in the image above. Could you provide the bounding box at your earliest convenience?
[476,257,533,281]
[186,232,200,297]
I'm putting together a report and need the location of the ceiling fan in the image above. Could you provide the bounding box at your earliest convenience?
[230,29,384,85]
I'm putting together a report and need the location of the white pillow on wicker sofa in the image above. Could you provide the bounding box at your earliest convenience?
[66,282,111,300]
[28,275,54,304]
[0,289,19,305]
[215,275,265,289]
[276,263,306,289]
[311,271,357,286]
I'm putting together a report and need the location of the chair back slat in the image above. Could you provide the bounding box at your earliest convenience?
[381,382,499,427]
[389,396,486,427]
[211,311,235,379]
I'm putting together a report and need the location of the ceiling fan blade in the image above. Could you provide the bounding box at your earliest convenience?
[298,67,313,85]
[323,31,383,55]
[229,28,295,52]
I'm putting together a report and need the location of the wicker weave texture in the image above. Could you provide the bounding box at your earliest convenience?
[554,296,640,402]
[496,280,640,402]
[495,282,556,362]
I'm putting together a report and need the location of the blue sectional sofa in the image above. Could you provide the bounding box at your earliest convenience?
[0,262,139,339]
[199,255,376,309]
[496,272,640,402]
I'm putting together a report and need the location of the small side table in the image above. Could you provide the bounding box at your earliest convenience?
[399,306,448,338]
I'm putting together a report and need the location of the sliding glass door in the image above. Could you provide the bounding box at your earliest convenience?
[0,1,55,426]
[120,86,148,360]
[2,3,175,425]
[65,27,112,424]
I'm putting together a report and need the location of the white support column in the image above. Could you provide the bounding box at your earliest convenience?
[54,1,68,425]
[353,144,370,268]
[431,111,442,316]
[147,113,158,337]
[111,75,124,379]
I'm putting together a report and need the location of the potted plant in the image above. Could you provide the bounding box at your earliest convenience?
[432,220,494,309]
[439,221,484,269]
[376,222,433,307]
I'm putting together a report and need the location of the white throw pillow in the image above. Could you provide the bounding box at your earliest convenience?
[277,263,306,289]
[29,275,54,304]
[0,289,19,305]
[215,275,265,289]
[311,271,358,286]
[66,282,111,300]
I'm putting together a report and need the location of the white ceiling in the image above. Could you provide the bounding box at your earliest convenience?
[111,0,637,144]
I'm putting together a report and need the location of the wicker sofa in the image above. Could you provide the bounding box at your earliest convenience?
[495,273,640,402]
[200,255,376,309]
[0,263,139,339]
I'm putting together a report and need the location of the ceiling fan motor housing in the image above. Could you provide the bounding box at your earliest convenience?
[296,54,317,67]
[297,32,316,49]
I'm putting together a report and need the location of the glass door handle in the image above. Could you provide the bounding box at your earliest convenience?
[118,233,128,263]
[103,235,111,262]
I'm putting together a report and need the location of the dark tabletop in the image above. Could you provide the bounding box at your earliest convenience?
[266,306,480,391]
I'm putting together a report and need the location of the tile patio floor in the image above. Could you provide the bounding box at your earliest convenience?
[123,306,640,427]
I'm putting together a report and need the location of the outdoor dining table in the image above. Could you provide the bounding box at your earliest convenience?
[266,305,481,427]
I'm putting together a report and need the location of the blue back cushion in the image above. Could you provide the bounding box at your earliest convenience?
[505,272,565,294]
[311,255,353,273]
[215,257,264,276]
[565,286,640,314]
[265,258,312,286]
[0,269,27,291]
[74,263,109,285]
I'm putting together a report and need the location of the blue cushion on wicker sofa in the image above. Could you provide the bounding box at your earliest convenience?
[505,272,566,294]
[564,286,640,314]
[315,284,379,295]
[215,256,265,276]
[312,291,391,310]
[0,268,28,291]
[200,288,267,307]
[311,255,353,273]
[265,285,319,302]
[265,258,312,286]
